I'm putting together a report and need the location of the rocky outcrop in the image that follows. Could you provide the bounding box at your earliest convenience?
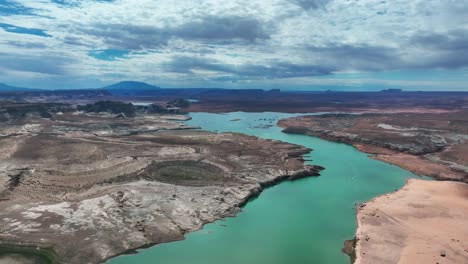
[0,102,71,122]
[288,165,324,180]
[0,107,324,264]
[77,100,188,117]
[279,114,468,182]
[282,126,445,155]
[342,238,357,263]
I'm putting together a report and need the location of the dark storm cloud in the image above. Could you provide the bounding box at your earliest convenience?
[307,44,403,71]
[166,56,333,79]
[410,30,468,52]
[409,29,468,69]
[79,16,271,50]
[80,23,169,50]
[175,16,270,43]
[0,52,74,75]
[5,41,47,49]
[420,52,468,69]
[291,0,331,10]
[305,31,468,72]
[62,35,93,47]
[165,43,407,81]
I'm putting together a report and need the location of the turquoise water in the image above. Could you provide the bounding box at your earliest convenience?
[107,112,419,264]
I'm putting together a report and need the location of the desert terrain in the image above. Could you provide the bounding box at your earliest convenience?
[279,110,468,263]
[2,89,468,114]
[353,179,468,264]
[279,111,468,182]
[0,101,322,264]
[1,90,468,264]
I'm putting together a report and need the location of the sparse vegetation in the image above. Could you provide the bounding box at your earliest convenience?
[147,160,226,186]
[77,101,136,117]
[167,98,190,108]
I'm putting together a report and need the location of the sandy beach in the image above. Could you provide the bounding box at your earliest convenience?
[355,179,468,264]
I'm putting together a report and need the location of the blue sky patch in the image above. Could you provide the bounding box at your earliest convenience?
[0,0,34,16]
[0,0,467,89]
[0,23,51,37]
[50,0,79,7]
[51,0,114,7]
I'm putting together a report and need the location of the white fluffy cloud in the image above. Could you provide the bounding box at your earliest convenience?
[0,0,467,89]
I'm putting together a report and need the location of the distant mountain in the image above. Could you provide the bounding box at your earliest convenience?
[103,81,160,91]
[0,83,40,92]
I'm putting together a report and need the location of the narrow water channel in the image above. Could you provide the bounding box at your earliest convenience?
[106,112,420,264]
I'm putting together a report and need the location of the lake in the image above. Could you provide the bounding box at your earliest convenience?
[106,111,419,264]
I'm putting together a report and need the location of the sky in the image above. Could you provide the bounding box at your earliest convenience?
[0,0,467,90]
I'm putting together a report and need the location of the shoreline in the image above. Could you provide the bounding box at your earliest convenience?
[1,159,323,264]
[1,158,323,264]
[278,118,467,183]
[3,108,465,264]
[100,165,324,264]
[100,112,464,263]
[0,244,56,264]
[353,179,468,264]
[278,115,468,264]
[354,144,467,182]
[0,107,327,264]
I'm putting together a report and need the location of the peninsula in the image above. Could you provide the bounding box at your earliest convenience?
[0,101,322,264]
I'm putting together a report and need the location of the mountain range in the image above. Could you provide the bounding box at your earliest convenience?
[102,81,160,91]
[0,83,40,92]
[0,81,160,92]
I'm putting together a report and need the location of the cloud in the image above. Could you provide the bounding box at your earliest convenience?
[0,22,51,37]
[408,29,468,69]
[291,0,331,10]
[0,0,467,89]
[50,0,115,7]
[5,41,47,49]
[410,30,468,52]
[174,16,271,43]
[88,49,130,61]
[306,44,403,72]
[79,23,169,50]
[0,0,35,16]
[62,35,93,47]
[78,15,271,51]
[166,56,333,79]
[0,52,74,75]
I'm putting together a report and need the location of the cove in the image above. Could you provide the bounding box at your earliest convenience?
[106,112,420,264]
[0,245,55,264]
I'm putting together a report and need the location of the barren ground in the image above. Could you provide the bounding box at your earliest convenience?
[279,111,468,182]
[354,179,468,264]
[279,111,468,264]
[0,106,321,264]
